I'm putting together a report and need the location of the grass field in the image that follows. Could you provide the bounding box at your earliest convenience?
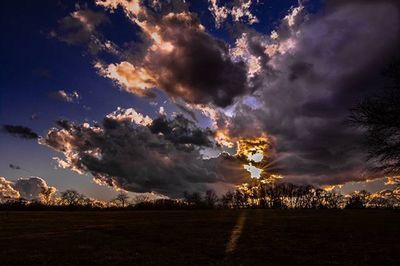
[1,210,400,265]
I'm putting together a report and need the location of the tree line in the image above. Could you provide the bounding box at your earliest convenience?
[1,181,399,210]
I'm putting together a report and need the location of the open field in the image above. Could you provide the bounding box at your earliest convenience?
[1,210,400,265]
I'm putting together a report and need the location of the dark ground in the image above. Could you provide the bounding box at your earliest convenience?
[1,210,399,265]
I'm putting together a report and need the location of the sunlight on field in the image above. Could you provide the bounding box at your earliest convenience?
[225,211,247,254]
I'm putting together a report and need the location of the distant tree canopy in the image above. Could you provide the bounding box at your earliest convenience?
[113,191,130,207]
[349,59,400,175]
[60,189,86,206]
[39,186,56,205]
[1,182,400,210]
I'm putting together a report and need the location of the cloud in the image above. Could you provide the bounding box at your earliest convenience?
[174,102,198,122]
[2,125,39,139]
[8,164,32,174]
[44,0,400,194]
[106,107,153,126]
[9,164,21,170]
[40,108,248,197]
[13,177,56,201]
[0,177,20,202]
[385,176,400,186]
[95,61,157,98]
[50,90,80,103]
[149,114,214,149]
[96,1,250,107]
[158,106,166,116]
[50,6,118,55]
[208,0,259,28]
[219,0,400,186]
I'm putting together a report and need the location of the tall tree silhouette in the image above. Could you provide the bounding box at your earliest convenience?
[349,60,400,175]
[114,191,130,207]
[60,190,85,206]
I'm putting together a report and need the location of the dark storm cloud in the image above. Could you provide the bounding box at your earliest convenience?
[43,0,400,194]
[2,125,39,139]
[149,114,214,149]
[149,13,249,107]
[41,108,247,197]
[174,102,198,122]
[221,0,400,186]
[96,1,250,107]
[55,119,73,130]
[288,61,313,81]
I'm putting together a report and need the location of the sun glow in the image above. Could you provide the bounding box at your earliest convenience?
[215,129,235,148]
[236,136,269,160]
[233,136,284,183]
[235,136,270,179]
[244,163,262,178]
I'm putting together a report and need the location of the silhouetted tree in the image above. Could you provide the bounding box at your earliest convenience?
[39,186,56,205]
[345,190,370,209]
[349,59,400,175]
[60,189,85,206]
[322,191,344,209]
[205,190,218,208]
[183,191,203,207]
[220,191,234,208]
[220,182,352,209]
[3,181,399,210]
[113,191,130,207]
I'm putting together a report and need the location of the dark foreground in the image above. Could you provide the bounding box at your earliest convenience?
[1,210,399,265]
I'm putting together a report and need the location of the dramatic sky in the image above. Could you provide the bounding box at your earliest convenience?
[1,0,399,200]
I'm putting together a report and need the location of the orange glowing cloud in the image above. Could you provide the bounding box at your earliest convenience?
[235,136,270,162]
[95,61,157,96]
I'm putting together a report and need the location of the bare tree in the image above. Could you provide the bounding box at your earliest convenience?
[183,191,203,207]
[60,189,85,206]
[222,181,349,209]
[345,190,370,209]
[113,191,130,207]
[220,191,234,208]
[205,190,218,208]
[39,187,56,205]
[349,60,400,175]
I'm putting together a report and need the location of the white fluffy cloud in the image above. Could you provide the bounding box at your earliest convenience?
[0,177,20,202]
[208,0,259,28]
[0,176,56,202]
[13,177,57,201]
